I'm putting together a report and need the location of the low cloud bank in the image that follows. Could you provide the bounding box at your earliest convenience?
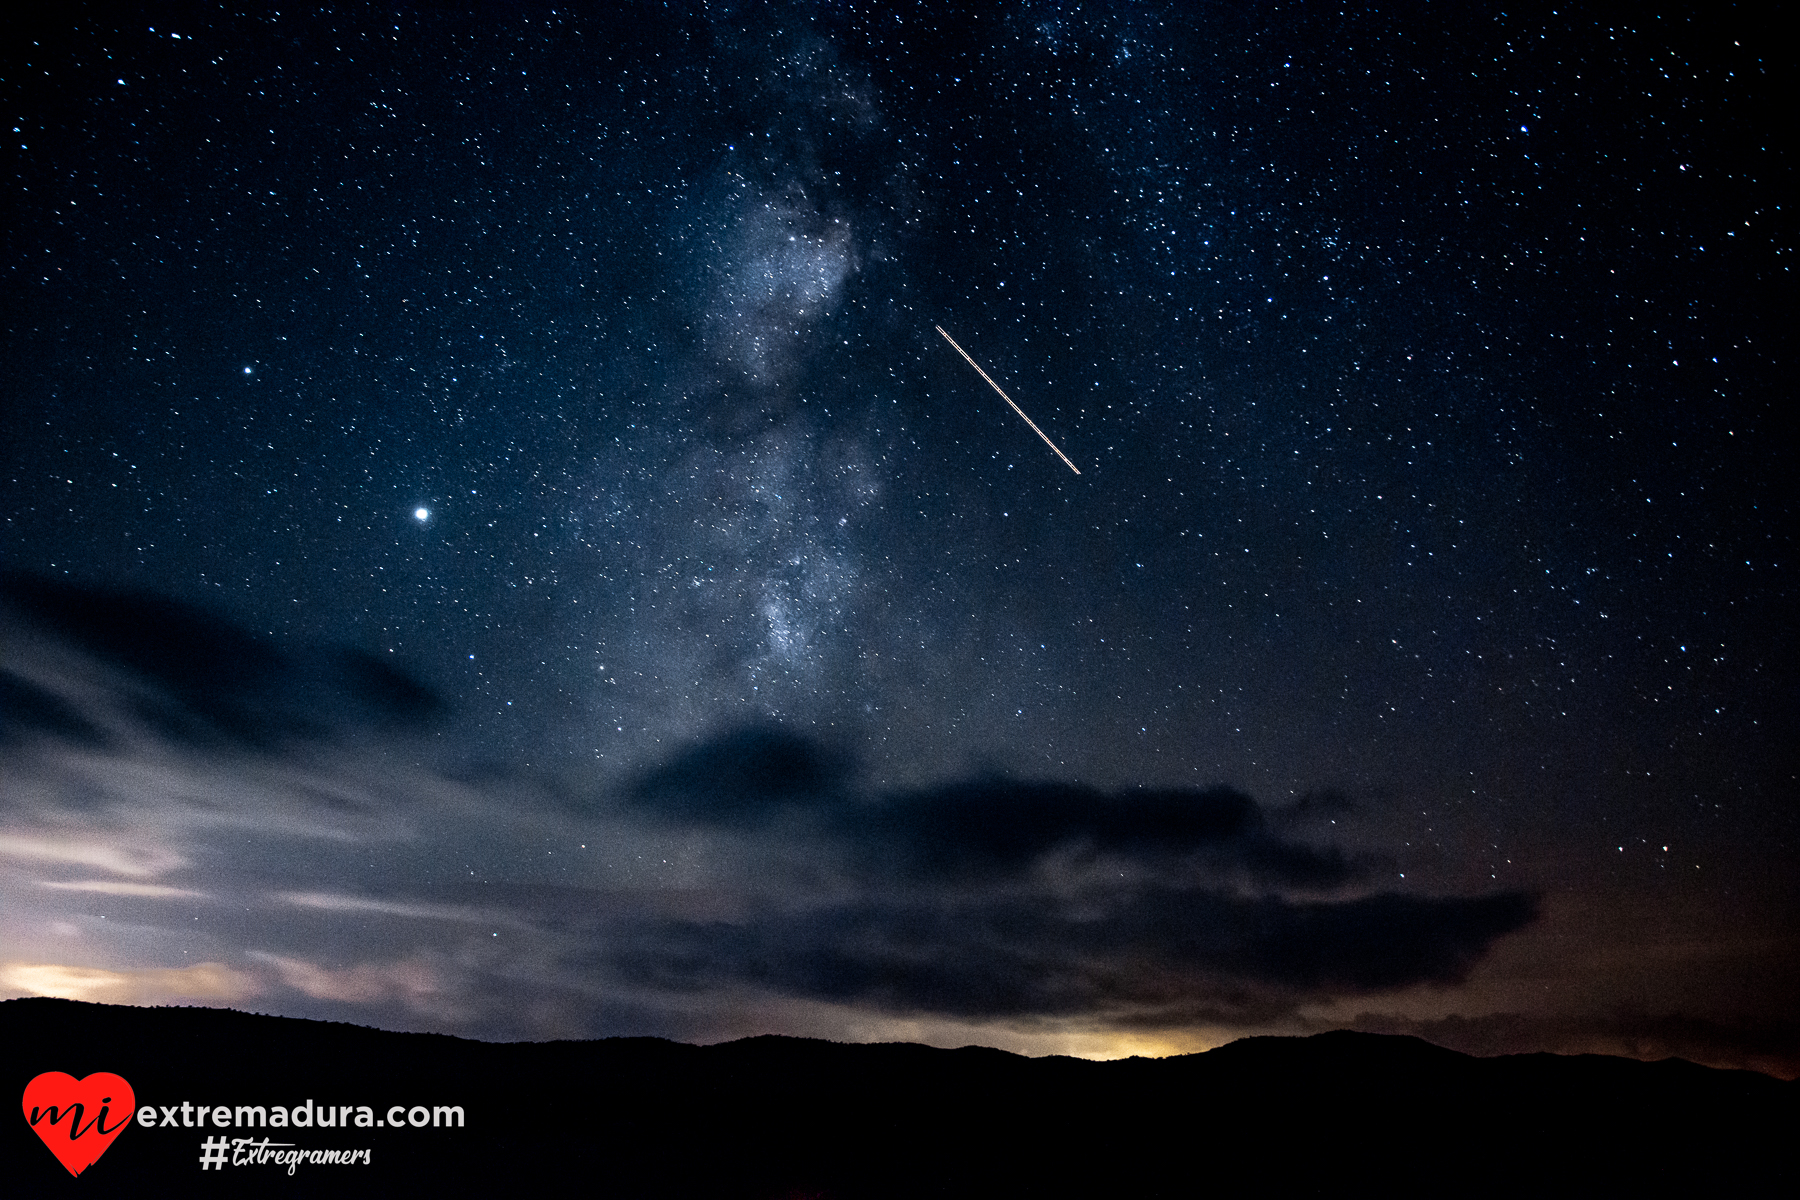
[2,575,1536,1040]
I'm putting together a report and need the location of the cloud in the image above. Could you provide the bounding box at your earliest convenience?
[611,887,1538,1021]
[631,727,849,822]
[249,952,458,1017]
[605,730,1538,1021]
[0,603,1541,1040]
[0,570,442,750]
[274,891,496,925]
[0,669,106,747]
[628,731,1354,889]
[849,779,1356,887]
[40,880,208,898]
[0,960,258,1005]
[0,833,188,878]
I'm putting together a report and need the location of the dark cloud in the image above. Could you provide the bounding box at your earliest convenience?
[613,887,1538,1019]
[630,726,849,822]
[323,647,446,727]
[856,779,1355,888]
[0,669,106,747]
[609,731,1538,1021]
[2,570,288,745]
[0,571,442,748]
[629,735,1353,888]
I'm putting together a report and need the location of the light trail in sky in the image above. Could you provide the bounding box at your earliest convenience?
[935,325,1081,474]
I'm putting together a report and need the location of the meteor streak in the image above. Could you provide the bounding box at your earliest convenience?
[935,325,1081,474]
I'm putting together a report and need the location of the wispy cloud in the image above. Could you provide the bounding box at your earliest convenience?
[0,834,188,878]
[0,960,258,1004]
[248,952,461,1020]
[1,570,441,752]
[40,880,208,898]
[274,892,498,925]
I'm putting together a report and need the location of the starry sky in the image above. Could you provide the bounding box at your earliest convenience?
[2,3,1792,1073]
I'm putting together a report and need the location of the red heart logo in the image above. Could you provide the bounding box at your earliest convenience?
[22,1072,136,1177]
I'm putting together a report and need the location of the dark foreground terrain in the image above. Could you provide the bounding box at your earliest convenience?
[4,997,1791,1196]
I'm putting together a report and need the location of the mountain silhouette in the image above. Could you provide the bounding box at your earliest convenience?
[4,998,1790,1196]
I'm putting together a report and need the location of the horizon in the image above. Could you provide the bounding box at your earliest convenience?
[7,995,1791,1080]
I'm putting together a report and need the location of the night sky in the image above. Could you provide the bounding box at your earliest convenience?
[3,3,1792,1073]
